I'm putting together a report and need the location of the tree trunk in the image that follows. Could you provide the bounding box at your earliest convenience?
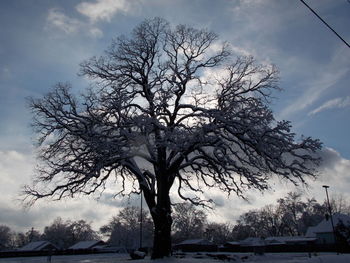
[149,168,173,259]
[151,209,172,259]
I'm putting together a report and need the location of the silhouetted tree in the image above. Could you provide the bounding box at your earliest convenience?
[100,206,153,249]
[204,222,233,244]
[329,194,350,215]
[335,219,350,250]
[299,198,327,234]
[24,18,322,258]
[0,225,13,249]
[172,203,207,243]
[277,192,306,236]
[43,218,98,249]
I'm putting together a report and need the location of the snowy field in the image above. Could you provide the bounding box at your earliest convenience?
[0,253,350,263]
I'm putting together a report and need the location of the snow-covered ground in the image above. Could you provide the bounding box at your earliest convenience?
[0,252,349,263]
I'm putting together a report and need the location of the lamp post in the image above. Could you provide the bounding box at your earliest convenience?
[322,185,336,246]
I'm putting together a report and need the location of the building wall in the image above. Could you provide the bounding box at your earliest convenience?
[316,232,335,244]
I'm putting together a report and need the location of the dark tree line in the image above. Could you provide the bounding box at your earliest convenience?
[88,193,350,248]
[1,193,350,251]
[0,218,98,250]
[232,192,350,240]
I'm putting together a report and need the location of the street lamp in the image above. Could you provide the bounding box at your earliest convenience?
[322,185,336,246]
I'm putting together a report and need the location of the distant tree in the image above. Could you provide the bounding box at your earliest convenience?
[0,225,13,249]
[13,232,28,248]
[172,203,207,243]
[258,204,284,237]
[234,193,329,238]
[69,219,99,244]
[43,217,98,249]
[329,194,350,215]
[236,207,278,238]
[276,192,306,236]
[299,198,327,234]
[231,223,252,241]
[100,206,153,249]
[335,219,350,250]
[24,17,322,258]
[26,228,42,243]
[43,218,71,249]
[204,222,233,244]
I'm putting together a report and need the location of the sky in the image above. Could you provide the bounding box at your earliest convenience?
[0,0,349,234]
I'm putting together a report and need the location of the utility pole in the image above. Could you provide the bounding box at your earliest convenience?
[140,189,143,249]
[322,185,337,248]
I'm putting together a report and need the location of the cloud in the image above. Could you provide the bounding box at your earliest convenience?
[45,7,104,38]
[308,96,350,115]
[201,147,350,224]
[46,0,137,38]
[46,8,82,34]
[278,68,348,119]
[0,67,12,79]
[76,0,129,22]
[0,150,33,196]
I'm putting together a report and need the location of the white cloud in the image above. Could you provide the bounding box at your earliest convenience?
[46,8,82,34]
[89,27,104,38]
[76,0,129,22]
[308,96,350,115]
[46,7,105,38]
[0,150,33,196]
[46,0,137,38]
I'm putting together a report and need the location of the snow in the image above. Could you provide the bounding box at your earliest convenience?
[264,236,317,244]
[1,253,349,263]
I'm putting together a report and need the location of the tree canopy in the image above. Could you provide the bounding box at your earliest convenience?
[24,18,322,258]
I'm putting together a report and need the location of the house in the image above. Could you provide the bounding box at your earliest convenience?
[239,237,266,254]
[306,213,350,244]
[173,239,217,252]
[68,240,105,250]
[0,242,6,251]
[222,241,240,252]
[18,241,58,251]
[223,236,317,253]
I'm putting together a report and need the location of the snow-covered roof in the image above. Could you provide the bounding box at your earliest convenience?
[306,213,350,237]
[18,241,57,251]
[265,236,317,244]
[240,237,265,246]
[69,240,104,250]
[176,239,213,245]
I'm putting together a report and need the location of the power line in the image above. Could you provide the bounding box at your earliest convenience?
[299,0,350,48]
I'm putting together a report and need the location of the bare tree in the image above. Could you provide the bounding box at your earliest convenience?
[277,192,306,236]
[204,222,233,244]
[100,206,153,249]
[24,18,322,258]
[329,194,350,215]
[42,218,98,249]
[0,225,14,249]
[172,203,207,243]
